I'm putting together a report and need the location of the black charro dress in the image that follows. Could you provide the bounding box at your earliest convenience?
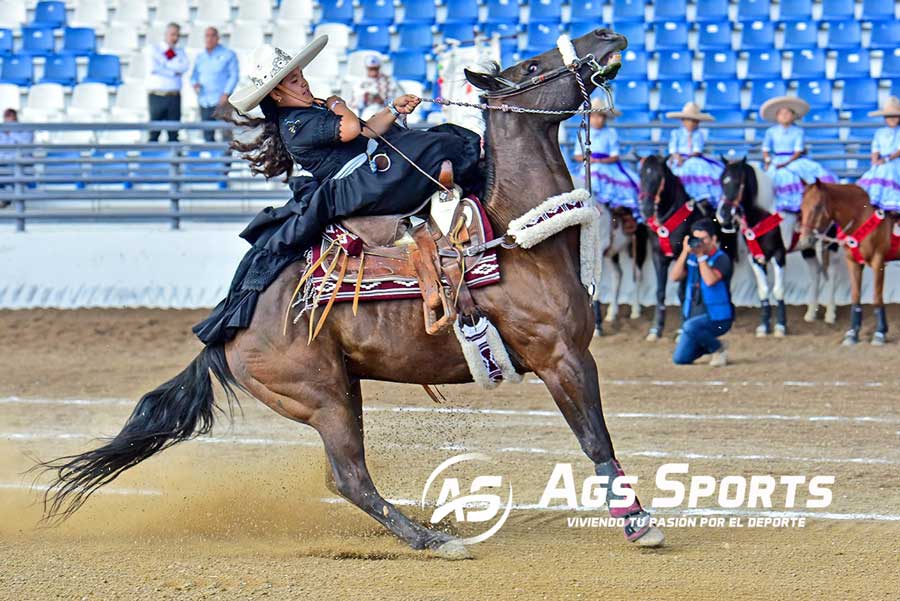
[192,105,482,345]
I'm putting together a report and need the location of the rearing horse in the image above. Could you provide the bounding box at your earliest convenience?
[37,30,664,556]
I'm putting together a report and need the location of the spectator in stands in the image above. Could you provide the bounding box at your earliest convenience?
[192,27,239,143]
[0,109,32,207]
[857,96,900,215]
[350,55,403,119]
[759,96,835,214]
[665,102,723,208]
[669,219,734,367]
[147,22,190,142]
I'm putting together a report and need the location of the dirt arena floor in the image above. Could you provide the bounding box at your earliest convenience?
[2,307,900,600]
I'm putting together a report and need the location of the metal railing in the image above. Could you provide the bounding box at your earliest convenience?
[0,119,882,231]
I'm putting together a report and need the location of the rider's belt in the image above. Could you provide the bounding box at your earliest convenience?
[149,90,181,96]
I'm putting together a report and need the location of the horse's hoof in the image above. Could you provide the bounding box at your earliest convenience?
[431,538,472,560]
[755,325,769,338]
[774,324,787,338]
[871,333,886,346]
[633,526,666,548]
[824,307,837,325]
[645,331,659,342]
[842,335,858,347]
[803,308,818,323]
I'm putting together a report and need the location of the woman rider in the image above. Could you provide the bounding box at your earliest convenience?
[193,37,482,344]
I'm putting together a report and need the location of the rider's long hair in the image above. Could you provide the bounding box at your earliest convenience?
[217,97,293,181]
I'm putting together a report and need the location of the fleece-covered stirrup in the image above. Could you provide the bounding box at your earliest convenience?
[453,315,522,389]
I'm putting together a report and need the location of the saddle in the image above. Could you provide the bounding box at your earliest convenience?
[314,162,487,335]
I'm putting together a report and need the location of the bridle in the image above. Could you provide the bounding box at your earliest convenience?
[716,165,746,234]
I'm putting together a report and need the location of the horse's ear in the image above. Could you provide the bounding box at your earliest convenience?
[464,69,505,92]
[799,178,809,188]
[814,177,823,188]
[740,156,748,165]
[720,154,729,165]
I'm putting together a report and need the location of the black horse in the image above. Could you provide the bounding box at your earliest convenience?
[716,157,788,336]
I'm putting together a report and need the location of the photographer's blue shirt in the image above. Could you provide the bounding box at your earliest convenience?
[685,249,734,321]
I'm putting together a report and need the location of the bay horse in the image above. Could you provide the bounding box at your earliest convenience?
[716,157,789,336]
[593,206,648,334]
[799,179,899,345]
[37,30,665,556]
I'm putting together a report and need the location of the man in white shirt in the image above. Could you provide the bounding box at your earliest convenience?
[350,55,403,119]
[147,22,190,142]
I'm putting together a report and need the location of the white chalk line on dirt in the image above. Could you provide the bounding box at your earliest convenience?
[3,430,897,466]
[531,378,888,388]
[0,482,162,496]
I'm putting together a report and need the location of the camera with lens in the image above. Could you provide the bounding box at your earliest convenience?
[687,236,704,250]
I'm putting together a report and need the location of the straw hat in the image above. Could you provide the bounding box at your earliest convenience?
[229,36,329,114]
[665,102,714,122]
[591,96,621,117]
[759,95,810,122]
[868,96,900,118]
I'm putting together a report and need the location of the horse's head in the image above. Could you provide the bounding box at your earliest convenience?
[798,178,830,249]
[716,157,757,233]
[464,28,627,118]
[638,155,668,221]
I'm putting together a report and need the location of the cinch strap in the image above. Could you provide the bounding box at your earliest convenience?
[647,202,694,257]
[836,210,885,265]
[742,212,783,262]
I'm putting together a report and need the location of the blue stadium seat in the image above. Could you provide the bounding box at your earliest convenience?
[183,150,227,190]
[654,50,692,81]
[613,22,645,49]
[703,51,737,80]
[804,108,840,140]
[813,144,845,171]
[707,109,746,140]
[789,49,826,80]
[480,21,517,51]
[833,50,870,79]
[523,22,561,55]
[45,151,85,190]
[778,0,813,22]
[826,21,861,50]
[694,0,729,23]
[657,79,695,110]
[819,0,854,22]
[569,0,604,23]
[82,54,121,85]
[403,1,436,23]
[781,22,818,51]
[748,80,786,110]
[736,0,769,23]
[60,27,96,57]
[41,54,77,86]
[0,29,13,56]
[442,0,479,24]
[615,79,650,109]
[440,22,476,44]
[31,1,66,29]
[840,78,879,110]
[882,49,900,79]
[704,79,742,110]
[20,27,56,56]
[530,0,562,23]
[743,49,782,80]
[846,108,880,139]
[651,0,687,22]
[319,0,354,24]
[653,21,689,51]
[794,79,832,108]
[90,150,131,190]
[398,22,433,51]
[612,0,646,23]
[616,109,652,141]
[355,24,391,53]
[617,49,649,80]
[697,22,732,51]
[568,20,603,39]
[861,0,896,21]
[358,0,395,25]
[740,21,775,50]
[391,50,427,81]
[869,22,900,51]
[484,0,520,24]
[0,55,33,85]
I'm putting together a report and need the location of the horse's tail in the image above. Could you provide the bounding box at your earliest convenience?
[35,344,242,522]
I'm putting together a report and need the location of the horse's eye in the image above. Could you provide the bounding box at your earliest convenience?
[527,63,539,74]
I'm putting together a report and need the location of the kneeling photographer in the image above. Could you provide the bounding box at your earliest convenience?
[670,219,734,366]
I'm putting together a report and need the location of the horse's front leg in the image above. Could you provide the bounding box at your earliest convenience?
[871,255,887,346]
[604,254,622,324]
[772,256,788,336]
[823,246,838,325]
[534,348,664,547]
[802,248,822,322]
[647,252,669,342]
[843,258,865,346]
[749,260,772,337]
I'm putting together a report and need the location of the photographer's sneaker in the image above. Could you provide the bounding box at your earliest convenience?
[709,341,728,367]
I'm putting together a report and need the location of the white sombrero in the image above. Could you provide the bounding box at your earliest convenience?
[759,95,810,122]
[665,102,714,122]
[869,96,900,118]
[229,36,329,114]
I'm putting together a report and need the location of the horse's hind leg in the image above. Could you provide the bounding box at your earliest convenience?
[823,248,838,325]
[534,349,664,548]
[871,255,887,346]
[749,261,772,337]
[604,254,622,323]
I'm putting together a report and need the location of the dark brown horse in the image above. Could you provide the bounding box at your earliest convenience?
[799,180,898,345]
[37,30,665,557]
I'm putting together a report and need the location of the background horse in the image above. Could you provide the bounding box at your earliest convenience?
[593,206,648,335]
[36,30,664,555]
[800,180,898,345]
[716,157,788,336]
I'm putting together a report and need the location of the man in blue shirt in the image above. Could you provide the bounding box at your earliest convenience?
[191,27,239,142]
[669,219,734,366]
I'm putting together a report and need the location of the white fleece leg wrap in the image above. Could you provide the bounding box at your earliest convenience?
[453,316,522,389]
